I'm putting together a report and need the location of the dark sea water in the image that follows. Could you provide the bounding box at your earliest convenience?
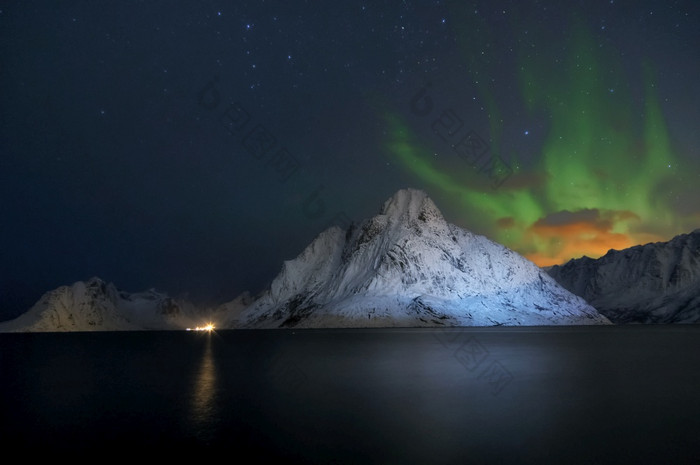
[2,326,699,463]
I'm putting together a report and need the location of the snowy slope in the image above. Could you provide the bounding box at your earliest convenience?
[209,291,255,327]
[0,277,212,332]
[234,189,610,328]
[547,229,700,324]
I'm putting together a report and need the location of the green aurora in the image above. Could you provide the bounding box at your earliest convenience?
[382,19,696,266]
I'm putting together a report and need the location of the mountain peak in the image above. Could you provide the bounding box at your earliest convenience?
[381,188,444,224]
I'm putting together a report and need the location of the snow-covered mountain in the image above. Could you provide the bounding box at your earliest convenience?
[232,188,610,328]
[0,277,216,332]
[547,229,700,324]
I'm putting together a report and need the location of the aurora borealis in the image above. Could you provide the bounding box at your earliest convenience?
[1,1,698,319]
[383,4,699,266]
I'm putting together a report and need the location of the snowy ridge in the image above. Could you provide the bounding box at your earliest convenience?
[0,277,214,332]
[234,189,610,328]
[547,229,700,323]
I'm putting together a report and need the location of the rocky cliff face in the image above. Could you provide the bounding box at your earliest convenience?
[234,189,610,328]
[547,229,700,323]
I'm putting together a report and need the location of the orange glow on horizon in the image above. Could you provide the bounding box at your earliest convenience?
[523,220,666,267]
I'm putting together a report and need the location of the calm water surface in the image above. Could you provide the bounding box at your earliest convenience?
[2,326,699,463]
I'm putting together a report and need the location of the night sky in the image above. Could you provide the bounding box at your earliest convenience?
[2,1,698,321]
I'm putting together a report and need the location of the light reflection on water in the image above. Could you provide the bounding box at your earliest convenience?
[189,333,219,441]
[3,326,700,462]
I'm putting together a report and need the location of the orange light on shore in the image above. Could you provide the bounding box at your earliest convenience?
[187,323,215,332]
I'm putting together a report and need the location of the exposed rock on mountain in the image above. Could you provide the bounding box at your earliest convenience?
[547,229,700,324]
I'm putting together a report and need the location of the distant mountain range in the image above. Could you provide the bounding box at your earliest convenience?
[0,277,226,332]
[547,229,700,324]
[10,189,698,331]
